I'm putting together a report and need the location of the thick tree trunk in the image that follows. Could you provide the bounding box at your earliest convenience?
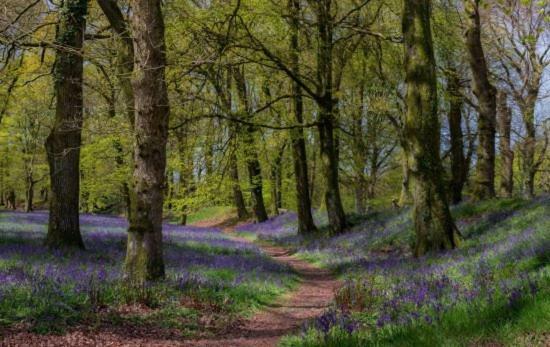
[233,68,269,223]
[465,0,496,200]
[402,0,459,256]
[44,0,87,249]
[316,0,347,234]
[447,68,466,204]
[288,0,317,233]
[125,0,169,283]
[497,92,514,198]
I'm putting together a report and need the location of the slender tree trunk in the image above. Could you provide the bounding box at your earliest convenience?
[497,92,514,198]
[402,0,459,256]
[447,68,466,204]
[316,0,347,234]
[270,143,285,215]
[44,0,87,249]
[465,0,496,200]
[25,175,34,213]
[229,148,249,219]
[352,75,368,215]
[98,0,136,219]
[399,151,412,206]
[233,68,269,223]
[287,0,317,232]
[97,0,134,128]
[519,93,538,198]
[125,0,169,283]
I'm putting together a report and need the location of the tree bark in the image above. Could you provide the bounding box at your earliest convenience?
[44,0,87,249]
[398,151,413,206]
[402,0,459,256]
[446,67,467,204]
[125,0,169,283]
[98,0,136,219]
[270,142,285,215]
[465,0,496,200]
[229,148,249,219]
[233,67,269,223]
[497,91,514,198]
[25,174,34,213]
[316,0,347,234]
[97,0,135,128]
[288,0,317,233]
[519,92,538,198]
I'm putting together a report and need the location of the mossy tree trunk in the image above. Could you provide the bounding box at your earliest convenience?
[402,0,459,256]
[497,92,514,198]
[465,0,496,200]
[125,0,169,283]
[44,0,87,250]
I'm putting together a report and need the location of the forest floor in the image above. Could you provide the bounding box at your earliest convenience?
[1,197,548,346]
[0,215,340,347]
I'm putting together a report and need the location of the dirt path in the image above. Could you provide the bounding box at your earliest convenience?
[1,220,340,347]
[188,241,340,347]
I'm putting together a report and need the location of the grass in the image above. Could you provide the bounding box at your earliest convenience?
[186,206,235,225]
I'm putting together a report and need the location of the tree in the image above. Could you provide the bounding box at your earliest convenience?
[124,0,170,282]
[464,0,497,200]
[445,66,468,204]
[402,0,459,256]
[44,0,87,249]
[489,0,550,198]
[496,91,514,197]
[233,66,269,223]
[288,0,317,233]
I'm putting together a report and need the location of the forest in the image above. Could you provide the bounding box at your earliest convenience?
[0,0,549,346]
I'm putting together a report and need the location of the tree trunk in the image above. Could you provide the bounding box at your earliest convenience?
[98,0,136,219]
[402,0,459,256]
[229,149,249,219]
[44,0,87,249]
[398,152,413,206]
[287,0,317,233]
[233,68,269,223]
[125,0,169,283]
[25,174,34,213]
[497,92,514,198]
[316,0,347,234]
[97,0,135,128]
[519,92,538,198]
[270,143,285,215]
[447,68,466,204]
[465,0,496,200]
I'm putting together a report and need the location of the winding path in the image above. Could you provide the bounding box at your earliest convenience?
[188,241,340,346]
